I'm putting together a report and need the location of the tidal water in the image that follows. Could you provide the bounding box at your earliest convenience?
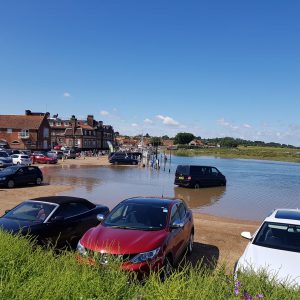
[43,156,300,221]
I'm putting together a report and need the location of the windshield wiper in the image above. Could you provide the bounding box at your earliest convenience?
[109,225,138,230]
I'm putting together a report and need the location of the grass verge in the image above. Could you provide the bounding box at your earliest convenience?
[0,231,299,299]
[174,146,300,163]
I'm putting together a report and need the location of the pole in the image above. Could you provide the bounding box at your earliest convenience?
[169,149,171,173]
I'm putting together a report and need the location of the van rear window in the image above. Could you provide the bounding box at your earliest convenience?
[176,165,190,175]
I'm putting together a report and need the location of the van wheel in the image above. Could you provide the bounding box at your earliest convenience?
[194,183,200,189]
[36,177,42,185]
[7,180,15,188]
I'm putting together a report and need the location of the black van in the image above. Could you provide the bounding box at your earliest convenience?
[174,165,226,188]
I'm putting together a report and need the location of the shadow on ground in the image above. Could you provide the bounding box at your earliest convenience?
[183,242,219,270]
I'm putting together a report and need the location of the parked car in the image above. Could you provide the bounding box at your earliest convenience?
[11,154,32,165]
[108,152,139,165]
[235,209,300,287]
[31,154,57,164]
[0,165,43,188]
[63,149,76,159]
[174,165,226,188]
[77,197,194,279]
[0,151,13,169]
[48,150,64,159]
[0,196,109,248]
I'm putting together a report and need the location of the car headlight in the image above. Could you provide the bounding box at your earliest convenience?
[77,241,87,256]
[0,177,6,181]
[130,247,160,264]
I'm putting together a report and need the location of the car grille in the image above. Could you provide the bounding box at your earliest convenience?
[86,250,135,265]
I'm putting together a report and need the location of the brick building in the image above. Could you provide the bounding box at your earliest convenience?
[0,111,51,150]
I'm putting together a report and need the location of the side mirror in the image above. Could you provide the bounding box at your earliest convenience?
[51,216,65,223]
[170,220,184,229]
[96,214,105,222]
[241,231,252,240]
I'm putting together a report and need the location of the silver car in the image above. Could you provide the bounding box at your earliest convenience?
[0,151,13,169]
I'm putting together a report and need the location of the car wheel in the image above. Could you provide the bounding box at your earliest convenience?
[194,183,200,189]
[36,177,42,185]
[7,180,15,188]
[160,256,173,282]
[187,232,194,255]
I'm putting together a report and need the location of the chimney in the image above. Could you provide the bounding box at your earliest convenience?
[70,115,77,135]
[87,115,94,127]
[98,121,103,127]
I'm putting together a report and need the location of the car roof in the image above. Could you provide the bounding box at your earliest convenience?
[265,209,300,226]
[121,197,181,207]
[176,165,216,168]
[28,196,95,209]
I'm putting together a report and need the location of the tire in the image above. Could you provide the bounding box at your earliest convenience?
[7,180,15,188]
[160,256,173,282]
[36,177,42,185]
[194,183,200,189]
[187,232,194,255]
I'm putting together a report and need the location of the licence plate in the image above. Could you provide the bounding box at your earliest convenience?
[178,176,184,180]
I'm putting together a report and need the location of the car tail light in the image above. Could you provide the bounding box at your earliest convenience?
[187,176,192,180]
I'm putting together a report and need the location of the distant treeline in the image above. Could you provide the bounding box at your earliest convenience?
[202,137,298,148]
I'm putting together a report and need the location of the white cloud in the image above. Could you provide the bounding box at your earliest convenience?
[156,115,180,127]
[63,92,71,97]
[131,123,138,127]
[100,110,109,116]
[243,123,252,128]
[144,118,153,124]
[217,118,239,130]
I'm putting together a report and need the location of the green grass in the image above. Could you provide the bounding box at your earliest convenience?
[0,231,299,299]
[174,146,300,163]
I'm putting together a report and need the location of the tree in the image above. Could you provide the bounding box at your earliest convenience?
[150,136,162,146]
[161,135,169,140]
[174,132,195,145]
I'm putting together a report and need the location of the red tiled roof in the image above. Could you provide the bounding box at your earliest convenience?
[0,115,45,130]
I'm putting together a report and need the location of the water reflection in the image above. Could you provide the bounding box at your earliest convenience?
[174,186,226,209]
[41,156,300,221]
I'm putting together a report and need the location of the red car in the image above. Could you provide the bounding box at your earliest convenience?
[77,197,194,278]
[31,154,57,164]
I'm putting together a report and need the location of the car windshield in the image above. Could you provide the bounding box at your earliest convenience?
[0,152,9,158]
[253,221,300,253]
[4,201,56,223]
[103,202,169,230]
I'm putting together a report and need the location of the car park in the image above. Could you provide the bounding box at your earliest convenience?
[235,209,300,287]
[0,165,43,188]
[174,165,226,188]
[0,196,109,248]
[0,151,13,169]
[11,154,32,165]
[31,153,57,164]
[77,197,194,278]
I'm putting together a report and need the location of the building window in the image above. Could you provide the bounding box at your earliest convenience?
[64,121,69,126]
[57,121,61,126]
[11,140,20,145]
[7,128,12,133]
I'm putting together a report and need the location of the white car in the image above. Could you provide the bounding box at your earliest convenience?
[11,154,32,165]
[235,209,300,287]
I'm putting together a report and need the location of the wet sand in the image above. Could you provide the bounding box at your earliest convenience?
[0,156,260,270]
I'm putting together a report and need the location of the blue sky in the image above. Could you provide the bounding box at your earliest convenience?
[0,1,300,145]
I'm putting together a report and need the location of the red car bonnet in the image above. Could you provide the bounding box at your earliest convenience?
[81,225,168,254]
